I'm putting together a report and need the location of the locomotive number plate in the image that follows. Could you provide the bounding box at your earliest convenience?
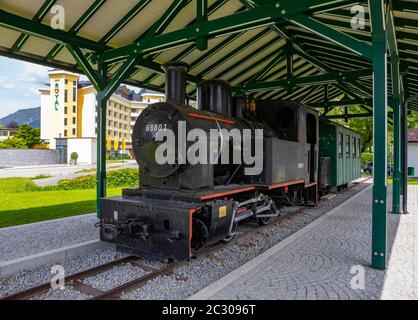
[218,206,227,218]
[145,123,167,132]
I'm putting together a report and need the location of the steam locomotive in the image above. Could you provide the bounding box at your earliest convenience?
[100,61,319,260]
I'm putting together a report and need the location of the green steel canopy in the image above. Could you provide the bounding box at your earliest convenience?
[0,0,417,111]
[0,0,415,270]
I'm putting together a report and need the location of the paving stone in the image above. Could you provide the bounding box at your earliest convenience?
[0,214,98,262]
[194,185,418,300]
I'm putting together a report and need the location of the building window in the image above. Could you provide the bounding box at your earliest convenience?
[72,128,76,135]
[72,117,76,125]
[64,118,67,126]
[64,107,68,114]
[338,133,343,159]
[65,79,68,85]
[147,99,150,103]
[73,81,77,86]
[353,137,357,159]
[358,139,361,158]
[73,105,76,113]
[64,89,68,103]
[64,130,67,137]
[72,87,76,102]
[346,135,351,158]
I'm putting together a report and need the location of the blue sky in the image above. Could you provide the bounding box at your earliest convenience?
[0,57,51,118]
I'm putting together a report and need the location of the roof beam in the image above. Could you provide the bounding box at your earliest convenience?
[10,0,57,53]
[324,112,373,119]
[0,9,105,52]
[95,0,353,64]
[284,14,373,60]
[99,0,152,44]
[66,45,104,91]
[310,97,372,108]
[236,68,372,92]
[46,0,107,61]
[141,0,233,85]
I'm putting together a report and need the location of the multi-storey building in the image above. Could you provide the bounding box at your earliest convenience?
[39,70,164,163]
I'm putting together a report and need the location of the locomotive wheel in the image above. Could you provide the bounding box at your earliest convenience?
[257,216,272,226]
[257,202,276,226]
[221,221,238,243]
[191,218,209,250]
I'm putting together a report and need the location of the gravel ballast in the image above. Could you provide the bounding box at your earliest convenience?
[0,182,370,300]
[82,263,150,292]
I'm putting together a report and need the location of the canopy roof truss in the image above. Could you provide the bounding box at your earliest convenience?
[0,0,417,111]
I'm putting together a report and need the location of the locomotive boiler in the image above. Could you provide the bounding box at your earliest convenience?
[99,61,319,260]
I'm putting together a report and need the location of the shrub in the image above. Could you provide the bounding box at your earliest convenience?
[70,152,79,160]
[107,168,138,187]
[361,152,373,166]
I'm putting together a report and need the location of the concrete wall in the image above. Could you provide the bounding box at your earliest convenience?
[0,149,60,167]
[408,143,418,177]
[67,138,97,164]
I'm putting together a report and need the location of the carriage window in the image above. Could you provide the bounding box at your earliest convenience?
[346,135,351,158]
[353,137,357,158]
[338,133,343,158]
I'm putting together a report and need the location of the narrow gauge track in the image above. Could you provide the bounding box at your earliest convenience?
[1,181,369,300]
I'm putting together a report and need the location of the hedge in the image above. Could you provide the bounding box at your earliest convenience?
[54,168,139,191]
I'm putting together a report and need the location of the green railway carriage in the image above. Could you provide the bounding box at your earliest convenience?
[318,119,362,191]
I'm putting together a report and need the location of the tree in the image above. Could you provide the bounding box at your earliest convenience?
[5,121,19,129]
[14,124,40,148]
[0,124,40,149]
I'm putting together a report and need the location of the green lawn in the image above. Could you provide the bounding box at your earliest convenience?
[388,178,418,185]
[0,178,123,228]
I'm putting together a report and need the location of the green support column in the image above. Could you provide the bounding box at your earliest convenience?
[400,100,405,197]
[96,64,108,218]
[392,56,401,214]
[370,0,388,270]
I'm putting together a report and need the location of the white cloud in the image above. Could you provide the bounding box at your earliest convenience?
[0,76,15,89]
[29,87,41,95]
[16,62,49,84]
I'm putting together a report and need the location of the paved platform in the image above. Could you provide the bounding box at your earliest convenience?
[0,213,99,262]
[191,185,418,300]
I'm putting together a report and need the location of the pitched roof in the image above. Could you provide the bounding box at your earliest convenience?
[408,126,418,142]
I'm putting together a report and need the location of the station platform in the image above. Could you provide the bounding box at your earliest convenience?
[0,213,99,262]
[191,184,418,300]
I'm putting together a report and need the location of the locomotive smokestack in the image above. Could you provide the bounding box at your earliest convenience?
[197,79,232,117]
[162,61,190,104]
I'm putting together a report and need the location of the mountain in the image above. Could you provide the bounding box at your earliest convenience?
[0,107,40,128]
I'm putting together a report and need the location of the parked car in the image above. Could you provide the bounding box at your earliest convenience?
[362,162,373,174]
[362,163,394,176]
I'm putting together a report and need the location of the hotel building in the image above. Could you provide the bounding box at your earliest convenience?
[39,70,164,163]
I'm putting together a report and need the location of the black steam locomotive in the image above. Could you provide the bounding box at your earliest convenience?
[100,61,319,260]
